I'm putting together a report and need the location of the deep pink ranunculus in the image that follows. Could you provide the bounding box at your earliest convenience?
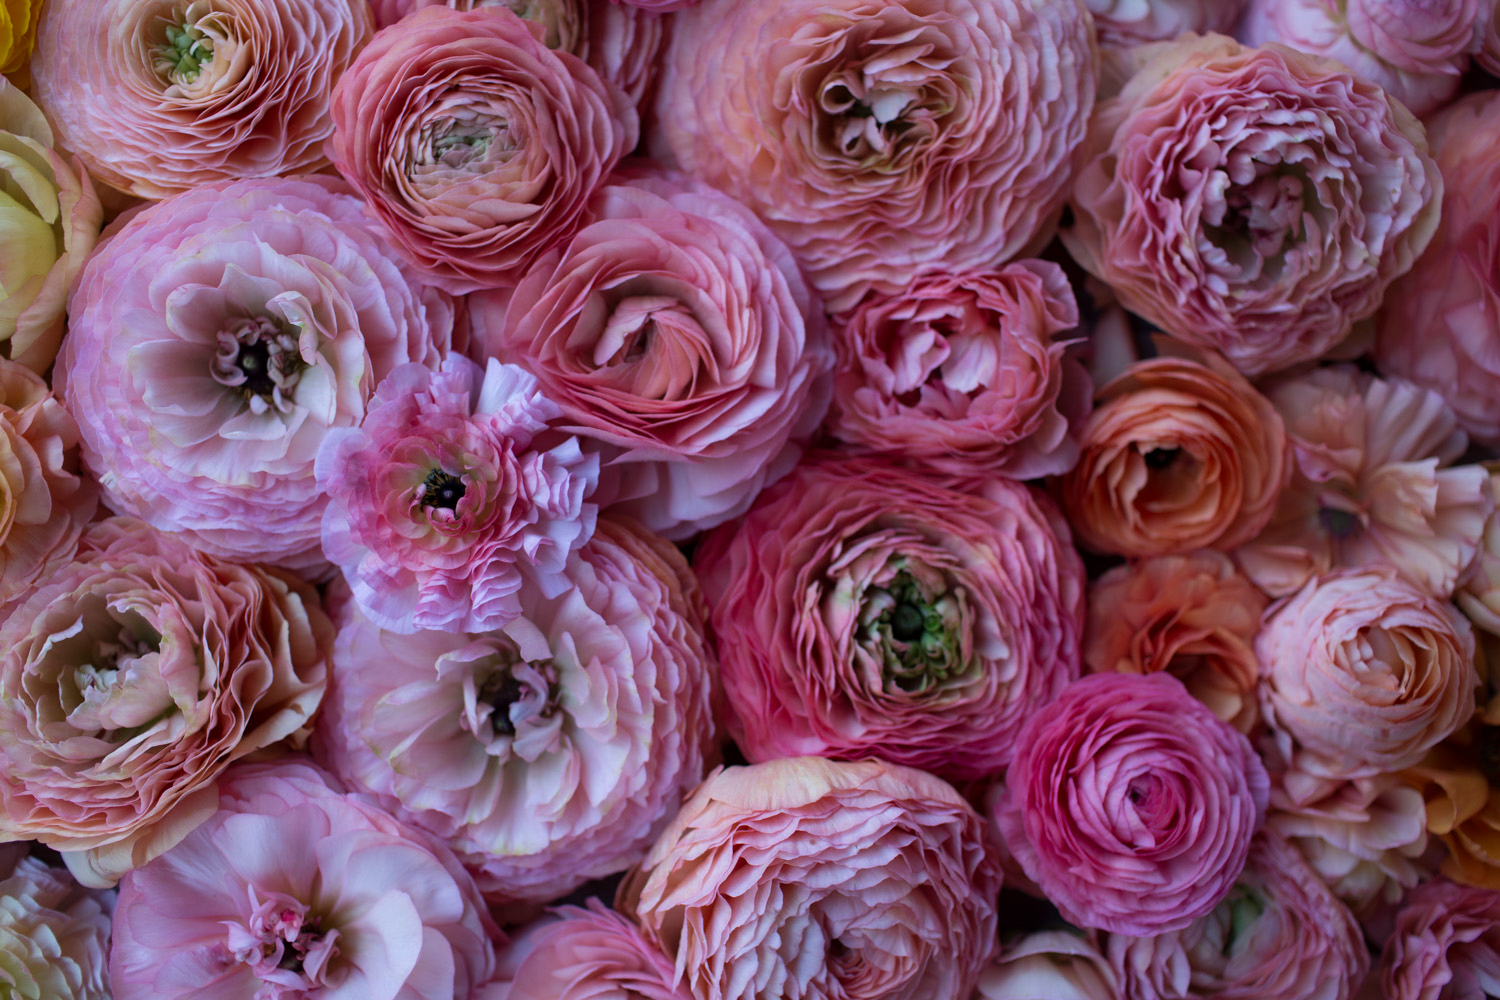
[1382,878,1500,1000]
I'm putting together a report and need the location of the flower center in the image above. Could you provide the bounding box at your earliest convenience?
[478,671,527,737]
[1143,446,1181,470]
[419,469,467,511]
[224,890,340,996]
[863,569,971,693]
[156,20,213,83]
[1319,506,1362,539]
[465,659,560,746]
[211,316,305,415]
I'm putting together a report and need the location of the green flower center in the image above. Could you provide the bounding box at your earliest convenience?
[865,569,969,693]
[158,21,213,83]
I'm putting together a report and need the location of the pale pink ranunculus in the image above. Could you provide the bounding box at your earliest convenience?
[316,354,597,634]
[1086,0,1246,45]
[1382,878,1500,1000]
[827,260,1090,479]
[472,172,831,540]
[1108,832,1369,1000]
[0,518,332,887]
[313,515,719,909]
[108,759,498,1000]
[328,5,636,295]
[1257,569,1479,781]
[54,175,454,570]
[649,0,1097,311]
[1237,366,1493,600]
[483,900,687,1000]
[975,931,1117,1000]
[30,0,372,200]
[618,756,1002,1000]
[694,454,1084,781]
[995,672,1269,935]
[1375,90,1500,448]
[0,854,112,1000]
[1458,464,1500,635]
[1065,33,1441,377]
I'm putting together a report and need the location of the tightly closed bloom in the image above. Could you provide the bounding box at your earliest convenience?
[314,515,719,907]
[1065,33,1441,376]
[1060,355,1288,557]
[975,931,1118,1000]
[317,355,597,634]
[0,519,331,886]
[31,0,371,199]
[1257,569,1479,780]
[1238,367,1492,599]
[618,756,1002,1000]
[0,359,97,605]
[827,260,1090,479]
[1084,551,1265,733]
[1382,878,1500,1000]
[0,80,101,373]
[650,0,1097,311]
[1085,0,1245,45]
[995,672,1269,935]
[484,901,687,1000]
[473,173,831,539]
[694,455,1084,781]
[1108,833,1369,1000]
[109,759,497,1000]
[0,854,111,1000]
[55,176,453,569]
[328,5,636,294]
[1376,90,1500,448]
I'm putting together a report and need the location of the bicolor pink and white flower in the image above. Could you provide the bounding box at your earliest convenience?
[0,853,112,1000]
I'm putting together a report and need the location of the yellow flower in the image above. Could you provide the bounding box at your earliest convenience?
[0,0,44,76]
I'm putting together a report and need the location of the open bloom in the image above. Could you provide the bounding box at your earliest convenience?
[1085,0,1245,45]
[0,854,112,1000]
[484,901,687,1000]
[1381,878,1500,1000]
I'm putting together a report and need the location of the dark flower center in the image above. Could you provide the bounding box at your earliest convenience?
[211,316,305,412]
[890,602,925,642]
[421,469,466,511]
[1319,507,1361,540]
[1143,446,1181,470]
[478,672,527,737]
[1477,725,1500,787]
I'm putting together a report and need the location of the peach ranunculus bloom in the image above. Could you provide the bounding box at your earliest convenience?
[1085,0,1245,46]
[1060,354,1288,557]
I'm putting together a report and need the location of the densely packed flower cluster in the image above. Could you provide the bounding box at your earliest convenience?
[2,0,1499,997]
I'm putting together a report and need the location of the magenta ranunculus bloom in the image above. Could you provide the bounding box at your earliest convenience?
[108,759,499,1000]
[694,454,1084,781]
[995,672,1269,935]
[55,176,454,570]
[328,5,637,294]
[827,260,1090,479]
[1065,33,1441,377]
[1086,0,1246,45]
[472,172,831,540]
[0,853,112,1000]
[1382,878,1500,1000]
[30,0,372,199]
[483,900,686,1000]
[313,515,719,909]
[618,756,1001,1000]
[649,0,1097,311]
[316,354,597,634]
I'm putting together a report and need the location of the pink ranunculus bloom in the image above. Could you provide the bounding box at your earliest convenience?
[316,354,597,634]
[1483,1,1500,72]
[995,672,1269,935]
[0,518,332,887]
[30,0,372,200]
[482,900,687,1000]
[1382,878,1500,1000]
[694,455,1084,781]
[108,759,499,1000]
[1086,0,1246,45]
[1237,366,1493,600]
[618,756,1002,1000]
[472,172,832,540]
[975,931,1118,1000]
[1375,90,1500,448]
[1065,33,1441,377]
[0,853,112,1000]
[1108,832,1370,1000]
[649,0,1097,312]
[327,5,637,295]
[1458,464,1500,635]
[827,260,1090,479]
[1257,569,1479,781]
[313,515,719,909]
[54,175,454,570]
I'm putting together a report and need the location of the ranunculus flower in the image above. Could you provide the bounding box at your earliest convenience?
[1065,33,1441,376]
[0,358,97,605]
[55,176,454,570]
[618,756,1002,1000]
[995,672,1269,935]
[1402,690,1500,891]
[827,260,1090,479]
[1375,90,1500,448]
[484,900,687,1000]
[472,172,831,540]
[108,759,498,1000]
[1458,464,1500,635]
[1060,355,1288,557]
[0,518,332,887]
[0,854,112,1000]
[1257,569,1479,780]
[0,79,102,373]
[0,0,43,73]
[1085,0,1245,45]
[317,354,597,634]
[30,0,372,199]
[1238,367,1492,599]
[1084,550,1265,733]
[975,931,1117,1000]
[650,0,1097,311]
[1107,832,1369,1000]
[328,5,636,294]
[1381,878,1500,1000]
[694,455,1084,781]
[314,515,719,908]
